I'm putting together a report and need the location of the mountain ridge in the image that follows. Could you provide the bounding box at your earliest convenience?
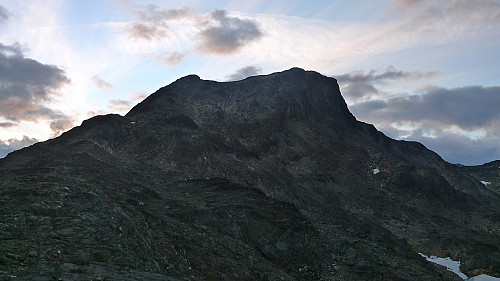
[0,68,498,280]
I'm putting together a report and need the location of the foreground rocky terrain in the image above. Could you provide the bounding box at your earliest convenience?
[1,68,499,280]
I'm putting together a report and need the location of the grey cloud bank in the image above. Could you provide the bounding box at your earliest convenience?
[0,42,74,154]
[351,85,500,130]
[0,135,38,158]
[0,42,70,123]
[338,67,500,165]
[0,122,16,128]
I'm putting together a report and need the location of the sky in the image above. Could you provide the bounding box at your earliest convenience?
[0,0,499,165]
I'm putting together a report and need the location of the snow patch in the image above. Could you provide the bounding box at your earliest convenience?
[481,181,491,186]
[419,253,500,280]
[419,253,467,279]
[468,275,500,281]
[372,167,380,175]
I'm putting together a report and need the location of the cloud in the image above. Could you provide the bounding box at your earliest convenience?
[349,84,500,165]
[0,5,9,25]
[0,5,9,24]
[130,92,148,101]
[336,66,500,165]
[226,65,262,81]
[87,92,147,118]
[92,75,112,90]
[351,85,500,130]
[337,66,436,84]
[196,10,263,55]
[127,6,192,40]
[0,42,71,124]
[108,99,131,107]
[0,135,39,158]
[114,0,130,5]
[128,22,168,41]
[136,5,192,22]
[340,83,380,100]
[336,66,436,101]
[108,99,133,114]
[155,51,188,66]
[391,0,500,30]
[49,118,74,137]
[0,122,16,128]
[380,124,500,165]
[391,0,425,11]
[126,7,262,56]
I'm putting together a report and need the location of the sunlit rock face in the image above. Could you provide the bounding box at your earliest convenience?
[1,68,498,280]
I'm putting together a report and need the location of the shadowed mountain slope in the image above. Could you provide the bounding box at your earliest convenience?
[1,68,498,280]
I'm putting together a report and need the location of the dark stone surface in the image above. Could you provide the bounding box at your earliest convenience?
[1,68,498,280]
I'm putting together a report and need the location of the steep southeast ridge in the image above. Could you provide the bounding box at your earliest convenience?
[1,68,498,280]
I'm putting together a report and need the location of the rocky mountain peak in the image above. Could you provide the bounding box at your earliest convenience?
[0,68,499,280]
[126,68,356,126]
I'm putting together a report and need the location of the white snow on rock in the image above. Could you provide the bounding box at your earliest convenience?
[372,167,380,175]
[481,181,491,186]
[468,275,500,281]
[419,253,500,280]
[419,253,468,279]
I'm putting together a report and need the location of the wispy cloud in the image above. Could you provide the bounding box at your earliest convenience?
[87,91,147,118]
[92,75,112,90]
[107,99,132,114]
[113,0,131,6]
[337,66,436,84]
[124,6,263,59]
[391,0,426,11]
[136,5,192,22]
[155,51,189,66]
[390,0,500,33]
[128,22,168,41]
[107,91,148,115]
[0,4,9,25]
[127,6,192,41]
[226,65,262,81]
[115,1,499,78]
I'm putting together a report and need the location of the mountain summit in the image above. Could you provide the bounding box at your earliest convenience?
[1,68,499,280]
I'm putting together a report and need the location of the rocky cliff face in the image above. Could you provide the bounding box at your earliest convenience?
[1,68,498,280]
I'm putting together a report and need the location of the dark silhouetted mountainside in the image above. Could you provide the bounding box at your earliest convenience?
[1,68,499,280]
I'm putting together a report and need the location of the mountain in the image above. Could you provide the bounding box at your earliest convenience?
[460,160,500,197]
[1,68,498,280]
